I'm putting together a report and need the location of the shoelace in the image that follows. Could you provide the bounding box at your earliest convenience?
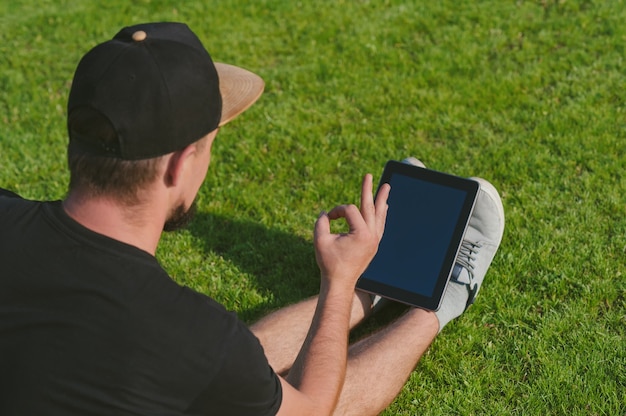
[456,240,481,275]
[452,240,483,308]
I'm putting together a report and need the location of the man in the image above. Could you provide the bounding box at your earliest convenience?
[0,22,504,415]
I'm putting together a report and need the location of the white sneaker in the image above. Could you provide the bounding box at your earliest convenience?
[451,177,505,309]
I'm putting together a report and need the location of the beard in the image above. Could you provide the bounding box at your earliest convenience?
[163,201,197,232]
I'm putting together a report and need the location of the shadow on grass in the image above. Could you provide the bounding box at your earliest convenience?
[187,212,320,320]
[187,212,412,333]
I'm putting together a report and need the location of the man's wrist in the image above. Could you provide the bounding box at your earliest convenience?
[319,273,359,298]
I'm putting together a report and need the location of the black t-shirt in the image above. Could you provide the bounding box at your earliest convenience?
[0,189,282,415]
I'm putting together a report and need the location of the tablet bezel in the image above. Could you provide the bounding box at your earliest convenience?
[356,160,479,311]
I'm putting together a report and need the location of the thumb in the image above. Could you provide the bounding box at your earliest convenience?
[314,211,330,242]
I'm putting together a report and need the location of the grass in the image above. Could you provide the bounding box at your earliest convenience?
[1,0,625,414]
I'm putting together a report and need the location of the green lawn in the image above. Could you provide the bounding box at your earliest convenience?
[1,0,625,414]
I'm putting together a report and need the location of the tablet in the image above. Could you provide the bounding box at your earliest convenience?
[357,160,479,311]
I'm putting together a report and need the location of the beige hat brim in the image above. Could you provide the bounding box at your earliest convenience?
[215,62,265,127]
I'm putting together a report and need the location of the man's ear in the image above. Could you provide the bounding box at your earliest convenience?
[163,143,197,187]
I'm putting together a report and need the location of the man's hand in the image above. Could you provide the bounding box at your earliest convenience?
[313,174,391,287]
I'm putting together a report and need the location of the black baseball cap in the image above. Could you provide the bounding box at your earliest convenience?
[67,22,264,160]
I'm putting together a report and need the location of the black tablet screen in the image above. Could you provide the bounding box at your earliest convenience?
[365,174,466,296]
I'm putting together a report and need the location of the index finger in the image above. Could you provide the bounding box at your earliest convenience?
[327,204,367,234]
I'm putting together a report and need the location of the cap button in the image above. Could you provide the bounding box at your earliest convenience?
[132,30,147,42]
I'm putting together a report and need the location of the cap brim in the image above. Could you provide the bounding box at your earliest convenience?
[215,62,265,127]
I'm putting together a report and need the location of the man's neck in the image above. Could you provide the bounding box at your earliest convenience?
[62,192,165,255]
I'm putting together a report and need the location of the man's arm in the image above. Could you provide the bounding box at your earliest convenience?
[276,174,390,416]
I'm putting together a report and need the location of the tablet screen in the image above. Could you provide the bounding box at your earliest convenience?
[357,160,479,310]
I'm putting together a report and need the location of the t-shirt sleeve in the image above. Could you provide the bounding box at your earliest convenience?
[189,315,282,416]
[0,189,26,226]
[0,188,21,199]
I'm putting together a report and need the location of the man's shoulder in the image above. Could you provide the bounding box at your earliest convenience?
[0,188,38,228]
[0,188,21,199]
[0,188,25,211]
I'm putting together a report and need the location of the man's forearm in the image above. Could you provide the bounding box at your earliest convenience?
[285,279,355,415]
[251,291,372,375]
